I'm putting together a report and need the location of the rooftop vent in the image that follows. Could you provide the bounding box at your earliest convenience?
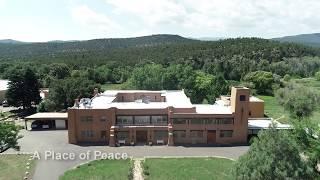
[80,98,92,108]
[135,96,151,104]
[142,96,151,104]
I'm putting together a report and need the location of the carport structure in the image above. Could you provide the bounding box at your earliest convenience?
[248,118,291,135]
[25,112,68,130]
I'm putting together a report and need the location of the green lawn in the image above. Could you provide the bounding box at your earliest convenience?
[0,154,36,180]
[60,159,133,180]
[143,157,234,180]
[258,95,291,123]
[257,77,320,124]
[292,77,320,91]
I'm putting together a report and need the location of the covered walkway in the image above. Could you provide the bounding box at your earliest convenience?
[248,118,291,135]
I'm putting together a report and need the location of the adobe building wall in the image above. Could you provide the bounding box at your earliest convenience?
[115,108,167,115]
[230,87,250,144]
[68,108,116,144]
[116,92,163,102]
[249,101,264,118]
[68,87,253,146]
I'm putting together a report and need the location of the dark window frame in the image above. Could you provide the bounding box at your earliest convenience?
[240,95,246,101]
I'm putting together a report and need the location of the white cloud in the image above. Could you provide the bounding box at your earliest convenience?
[0,0,6,8]
[106,0,188,26]
[71,5,122,35]
[105,0,320,38]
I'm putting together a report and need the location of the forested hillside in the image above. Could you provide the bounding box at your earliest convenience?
[2,34,320,108]
[0,34,194,60]
[273,33,320,47]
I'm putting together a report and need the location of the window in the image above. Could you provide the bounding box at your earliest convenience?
[240,95,246,101]
[218,118,234,124]
[117,131,129,140]
[100,131,107,138]
[100,116,107,122]
[220,130,233,138]
[116,116,133,125]
[134,116,150,125]
[190,119,204,124]
[206,119,218,124]
[151,116,168,125]
[173,131,186,138]
[80,116,93,122]
[81,130,94,138]
[154,131,168,139]
[173,119,187,124]
[190,130,203,138]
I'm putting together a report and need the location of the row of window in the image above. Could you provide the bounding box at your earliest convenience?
[116,130,168,139]
[173,118,234,125]
[80,116,233,125]
[80,116,107,122]
[81,130,233,139]
[116,116,168,125]
[81,130,107,139]
[173,130,233,138]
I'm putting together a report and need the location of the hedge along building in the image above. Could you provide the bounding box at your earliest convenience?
[68,87,264,146]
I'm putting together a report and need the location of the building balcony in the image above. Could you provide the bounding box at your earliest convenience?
[116,122,168,126]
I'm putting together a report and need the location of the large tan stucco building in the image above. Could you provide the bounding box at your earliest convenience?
[68,87,265,146]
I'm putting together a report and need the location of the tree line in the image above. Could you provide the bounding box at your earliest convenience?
[1,36,320,178]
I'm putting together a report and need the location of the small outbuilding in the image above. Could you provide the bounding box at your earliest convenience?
[25,112,68,130]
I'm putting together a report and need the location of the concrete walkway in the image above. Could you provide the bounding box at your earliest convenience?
[133,159,144,180]
[3,130,249,180]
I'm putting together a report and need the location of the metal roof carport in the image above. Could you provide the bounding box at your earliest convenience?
[248,118,291,135]
[24,112,68,130]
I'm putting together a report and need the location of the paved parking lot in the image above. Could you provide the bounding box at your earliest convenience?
[4,130,249,180]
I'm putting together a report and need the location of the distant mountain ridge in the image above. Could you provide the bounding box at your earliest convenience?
[0,39,27,44]
[0,34,319,66]
[272,33,320,47]
[0,34,196,59]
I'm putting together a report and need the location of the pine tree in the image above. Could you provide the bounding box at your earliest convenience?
[6,67,41,109]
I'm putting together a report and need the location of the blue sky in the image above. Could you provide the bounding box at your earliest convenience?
[1,0,320,42]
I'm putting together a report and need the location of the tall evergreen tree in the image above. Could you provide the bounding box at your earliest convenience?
[6,68,41,109]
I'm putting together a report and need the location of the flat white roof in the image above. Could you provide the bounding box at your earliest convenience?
[250,96,264,102]
[0,80,9,91]
[79,90,194,109]
[25,113,68,120]
[103,90,163,96]
[194,104,232,114]
[77,90,235,114]
[248,119,291,129]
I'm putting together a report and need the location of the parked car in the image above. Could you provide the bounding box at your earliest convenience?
[2,100,9,107]
[0,142,9,152]
[31,121,52,130]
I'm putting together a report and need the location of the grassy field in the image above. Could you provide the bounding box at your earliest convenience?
[258,77,320,124]
[0,154,36,180]
[60,159,133,180]
[257,95,291,123]
[292,77,320,91]
[143,157,234,180]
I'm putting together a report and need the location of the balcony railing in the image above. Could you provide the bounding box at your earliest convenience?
[116,122,168,126]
